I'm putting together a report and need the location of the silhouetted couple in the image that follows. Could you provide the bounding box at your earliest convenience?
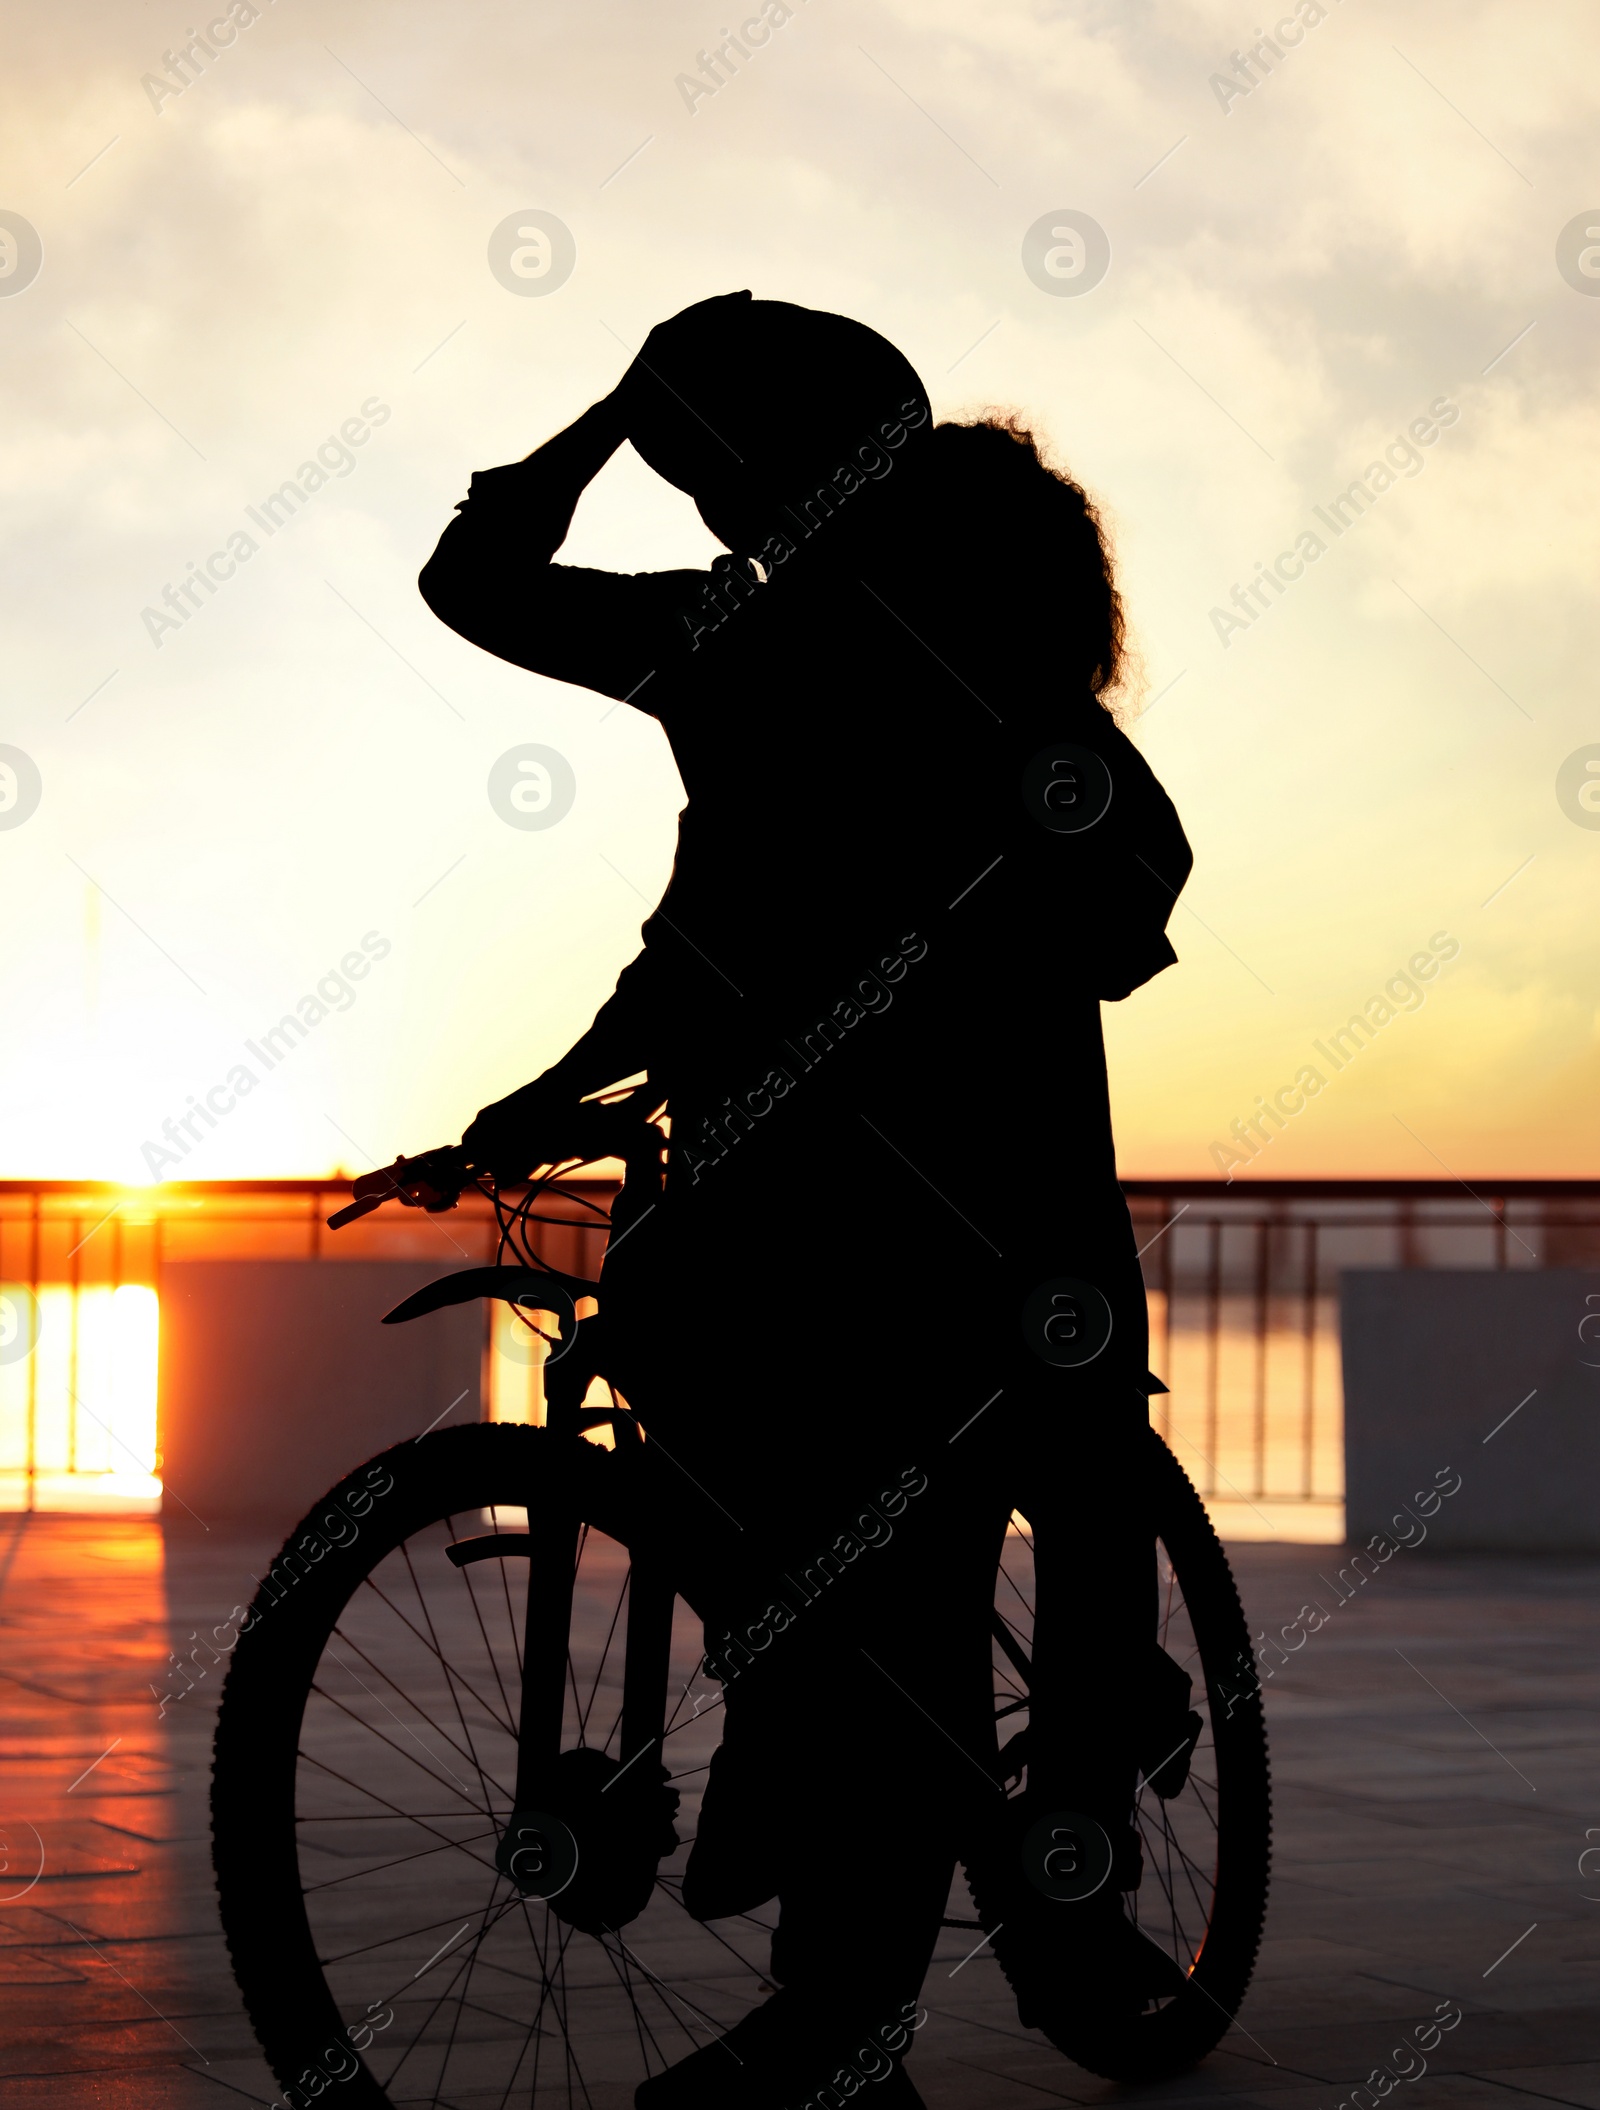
[420,292,1192,2108]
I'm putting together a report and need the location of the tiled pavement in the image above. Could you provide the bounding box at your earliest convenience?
[1,1511,1597,2107]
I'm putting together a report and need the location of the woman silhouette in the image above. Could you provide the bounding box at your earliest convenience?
[420,292,1193,2108]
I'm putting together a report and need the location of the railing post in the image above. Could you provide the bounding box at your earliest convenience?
[1300,1220,1318,1502]
[26,1190,40,1513]
[1204,1218,1222,1495]
[68,1211,81,1476]
[1157,1192,1174,1444]
[1252,1215,1270,1502]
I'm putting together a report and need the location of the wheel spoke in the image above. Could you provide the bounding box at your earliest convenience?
[320,1897,513,1971]
[379,1886,521,2093]
[489,1510,526,1680]
[300,1828,498,1895]
[400,1536,506,1815]
[1138,1810,1193,1950]
[296,1747,495,1849]
[996,1559,1035,1623]
[653,1876,772,1983]
[447,1516,520,1734]
[428,1883,497,2100]
[602,1926,668,2077]
[327,1622,514,1759]
[572,1560,629,1746]
[357,1566,523,1742]
[307,1678,506,1810]
[1143,1803,1219,1921]
[492,1913,556,2110]
[496,1903,574,2108]
[663,1688,723,1740]
[603,1925,741,2061]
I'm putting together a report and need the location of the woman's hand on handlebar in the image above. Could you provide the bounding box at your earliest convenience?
[463,1075,658,1184]
[462,1074,573,1186]
[329,1082,656,1231]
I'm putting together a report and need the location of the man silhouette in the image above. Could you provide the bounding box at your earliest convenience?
[420,292,1193,2106]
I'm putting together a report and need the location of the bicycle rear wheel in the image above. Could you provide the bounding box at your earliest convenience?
[973,1427,1271,2080]
[211,1422,769,2107]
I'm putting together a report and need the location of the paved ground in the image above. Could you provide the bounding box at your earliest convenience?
[2,1510,1598,2107]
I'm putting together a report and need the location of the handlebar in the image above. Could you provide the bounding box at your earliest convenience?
[326,1093,662,1232]
[326,1146,472,1231]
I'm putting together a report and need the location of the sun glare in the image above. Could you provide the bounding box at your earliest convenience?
[0,1282,161,1513]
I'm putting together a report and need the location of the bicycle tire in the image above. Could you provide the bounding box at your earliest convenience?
[210,1422,764,2108]
[970,1428,1271,2081]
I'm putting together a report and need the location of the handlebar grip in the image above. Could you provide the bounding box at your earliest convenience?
[326,1194,386,1231]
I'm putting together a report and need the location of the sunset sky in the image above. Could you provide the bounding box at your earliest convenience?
[2,0,1596,1183]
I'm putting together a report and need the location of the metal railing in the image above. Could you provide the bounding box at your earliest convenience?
[0,1178,614,1512]
[1125,1180,1600,1533]
[4,1178,1598,1526]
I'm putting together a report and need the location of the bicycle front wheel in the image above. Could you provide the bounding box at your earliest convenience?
[211,1422,769,2107]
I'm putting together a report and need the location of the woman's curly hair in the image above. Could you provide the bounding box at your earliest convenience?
[928,414,1127,713]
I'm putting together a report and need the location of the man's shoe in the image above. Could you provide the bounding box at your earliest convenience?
[963,1794,1188,2027]
[1001,1896,1190,2031]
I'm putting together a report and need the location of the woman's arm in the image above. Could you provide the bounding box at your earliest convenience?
[418,394,697,702]
[422,395,627,591]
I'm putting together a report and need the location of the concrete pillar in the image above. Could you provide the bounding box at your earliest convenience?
[157,1260,483,1530]
[1341,1269,1600,1550]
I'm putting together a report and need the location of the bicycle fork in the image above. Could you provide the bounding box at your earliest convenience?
[506,1482,676,1796]
[448,1323,678,1910]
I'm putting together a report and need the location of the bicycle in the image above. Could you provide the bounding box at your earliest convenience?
[210,1094,1270,2105]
